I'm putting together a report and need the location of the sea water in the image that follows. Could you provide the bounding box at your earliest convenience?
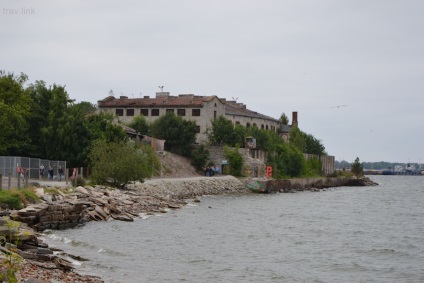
[43,175,424,282]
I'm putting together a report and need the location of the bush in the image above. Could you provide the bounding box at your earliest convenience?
[223,145,244,177]
[0,188,39,209]
[191,144,210,171]
[88,139,159,187]
[304,157,322,177]
[72,176,86,187]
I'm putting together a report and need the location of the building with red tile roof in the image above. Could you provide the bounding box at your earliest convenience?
[98,92,284,143]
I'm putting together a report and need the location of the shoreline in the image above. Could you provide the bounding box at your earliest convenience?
[2,175,376,282]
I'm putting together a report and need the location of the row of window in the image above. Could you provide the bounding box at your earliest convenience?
[235,121,276,131]
[115,108,201,117]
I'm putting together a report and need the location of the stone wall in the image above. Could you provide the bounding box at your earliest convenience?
[245,176,378,193]
[10,201,89,231]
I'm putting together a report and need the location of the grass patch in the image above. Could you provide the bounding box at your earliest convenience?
[43,188,59,194]
[0,188,40,209]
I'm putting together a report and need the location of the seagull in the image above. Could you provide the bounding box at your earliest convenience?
[232,97,238,101]
[330,105,348,109]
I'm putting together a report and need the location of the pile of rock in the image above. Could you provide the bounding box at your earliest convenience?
[0,216,88,278]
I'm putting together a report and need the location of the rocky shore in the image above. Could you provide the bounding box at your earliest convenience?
[1,176,246,282]
[1,175,377,282]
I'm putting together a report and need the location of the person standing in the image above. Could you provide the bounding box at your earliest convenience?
[48,166,54,181]
[58,165,64,181]
[39,164,45,180]
[17,165,23,180]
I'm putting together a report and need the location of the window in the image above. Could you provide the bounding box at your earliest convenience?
[177,109,186,116]
[126,109,134,116]
[266,125,269,130]
[253,123,257,127]
[151,109,159,116]
[115,109,124,116]
[196,126,201,133]
[214,111,217,119]
[166,109,174,113]
[192,109,201,116]
[140,109,149,116]
[235,121,240,125]
[261,124,264,129]
[246,122,251,128]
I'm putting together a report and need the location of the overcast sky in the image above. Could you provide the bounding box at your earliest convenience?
[2,0,423,163]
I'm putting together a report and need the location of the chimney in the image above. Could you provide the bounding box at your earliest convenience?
[143,96,150,99]
[292,111,298,128]
[120,96,128,99]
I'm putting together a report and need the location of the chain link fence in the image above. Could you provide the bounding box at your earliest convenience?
[0,156,67,189]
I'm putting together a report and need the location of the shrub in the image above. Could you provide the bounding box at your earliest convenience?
[89,139,159,187]
[0,188,39,209]
[191,144,210,171]
[223,145,244,177]
[304,157,322,177]
[71,176,86,187]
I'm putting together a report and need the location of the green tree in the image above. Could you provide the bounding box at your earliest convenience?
[272,143,305,178]
[289,127,305,153]
[150,112,197,156]
[85,112,127,143]
[280,112,289,125]
[74,101,97,115]
[206,116,242,146]
[304,157,322,177]
[223,145,244,176]
[0,71,31,155]
[128,115,149,135]
[88,139,157,187]
[351,157,363,177]
[40,84,74,159]
[26,80,53,157]
[304,133,326,155]
[191,144,210,171]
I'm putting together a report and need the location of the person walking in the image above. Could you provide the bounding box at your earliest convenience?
[58,165,64,181]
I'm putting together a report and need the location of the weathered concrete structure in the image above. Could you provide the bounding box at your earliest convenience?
[98,92,282,143]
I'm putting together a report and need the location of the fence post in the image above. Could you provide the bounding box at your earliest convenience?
[17,173,21,188]
[8,172,11,190]
[80,167,83,178]
[66,168,69,185]
[25,171,29,188]
[0,173,2,190]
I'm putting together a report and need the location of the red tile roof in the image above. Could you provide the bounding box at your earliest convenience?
[98,96,207,108]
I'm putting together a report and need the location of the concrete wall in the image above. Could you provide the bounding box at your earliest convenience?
[303,154,335,175]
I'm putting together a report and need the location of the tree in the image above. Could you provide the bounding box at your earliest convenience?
[304,133,326,155]
[206,116,242,146]
[289,127,305,153]
[88,139,157,187]
[280,112,289,125]
[351,157,363,177]
[128,115,149,135]
[271,143,305,178]
[191,144,210,171]
[223,145,244,176]
[150,112,197,156]
[74,101,97,115]
[0,71,32,155]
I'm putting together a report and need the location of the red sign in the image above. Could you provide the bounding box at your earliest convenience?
[266,166,273,178]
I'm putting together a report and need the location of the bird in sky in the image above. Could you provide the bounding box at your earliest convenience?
[330,105,348,109]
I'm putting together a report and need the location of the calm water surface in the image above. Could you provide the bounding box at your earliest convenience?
[43,176,424,282]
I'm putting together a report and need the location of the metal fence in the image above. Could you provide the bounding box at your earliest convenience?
[0,156,66,180]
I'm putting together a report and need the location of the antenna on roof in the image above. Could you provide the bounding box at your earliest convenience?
[232,97,238,101]
[158,86,164,92]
